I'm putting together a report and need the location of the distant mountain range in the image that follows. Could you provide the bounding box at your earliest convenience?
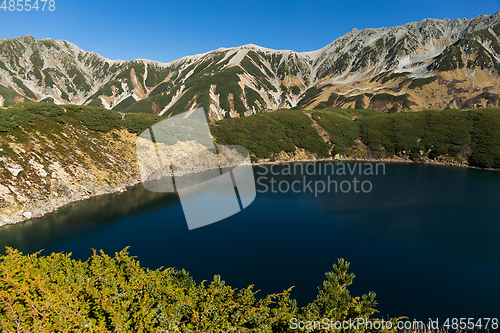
[2,10,500,119]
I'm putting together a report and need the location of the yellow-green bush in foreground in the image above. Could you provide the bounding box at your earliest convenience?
[0,248,395,332]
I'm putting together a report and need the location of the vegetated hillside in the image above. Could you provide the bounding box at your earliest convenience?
[211,109,332,162]
[2,11,500,119]
[212,107,500,169]
[0,102,163,225]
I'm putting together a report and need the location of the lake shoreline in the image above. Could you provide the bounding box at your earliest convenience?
[253,156,499,172]
[1,156,496,228]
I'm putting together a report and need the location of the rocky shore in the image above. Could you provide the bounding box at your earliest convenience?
[255,156,477,169]
[0,178,141,227]
[252,149,499,171]
[0,126,142,227]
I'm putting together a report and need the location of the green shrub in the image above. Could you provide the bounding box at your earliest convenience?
[113,96,137,112]
[431,45,465,71]
[0,84,23,106]
[468,109,500,168]
[0,102,67,130]
[76,108,122,132]
[409,76,437,89]
[0,110,18,132]
[310,108,377,155]
[212,109,330,159]
[123,113,164,134]
[0,248,389,332]
[358,109,474,158]
[12,77,36,100]
[297,86,322,108]
[122,98,154,114]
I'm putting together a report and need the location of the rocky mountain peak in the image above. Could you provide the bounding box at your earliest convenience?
[2,11,500,117]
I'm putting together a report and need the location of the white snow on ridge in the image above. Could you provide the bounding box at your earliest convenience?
[98,96,110,109]
[51,39,125,66]
[216,49,236,65]
[227,48,249,67]
[301,48,325,62]
[159,85,186,116]
[182,68,196,83]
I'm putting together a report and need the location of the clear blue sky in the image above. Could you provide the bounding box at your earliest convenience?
[0,0,499,63]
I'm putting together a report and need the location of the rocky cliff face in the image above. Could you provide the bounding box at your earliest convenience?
[0,121,140,226]
[2,11,500,119]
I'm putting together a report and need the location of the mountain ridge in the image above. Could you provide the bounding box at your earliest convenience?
[2,10,500,119]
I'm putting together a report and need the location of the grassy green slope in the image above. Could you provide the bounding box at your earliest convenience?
[0,102,163,135]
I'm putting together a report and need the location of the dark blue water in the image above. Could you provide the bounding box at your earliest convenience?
[0,162,499,322]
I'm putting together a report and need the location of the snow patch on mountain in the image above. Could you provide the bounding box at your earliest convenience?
[208,84,226,120]
[227,49,249,67]
[159,85,186,116]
